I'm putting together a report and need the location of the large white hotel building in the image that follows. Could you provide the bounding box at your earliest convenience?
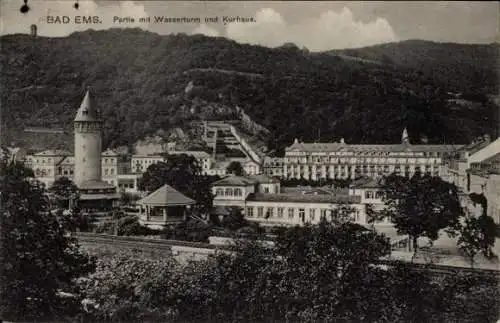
[282,129,462,180]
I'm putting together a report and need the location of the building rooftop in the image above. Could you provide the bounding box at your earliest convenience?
[102,149,118,156]
[33,149,72,156]
[281,186,343,195]
[74,89,101,122]
[132,151,211,159]
[137,184,195,206]
[56,156,74,166]
[212,175,258,187]
[78,180,116,190]
[350,177,384,189]
[168,150,211,159]
[247,192,361,204]
[458,138,491,154]
[475,152,500,165]
[80,193,121,200]
[286,141,462,153]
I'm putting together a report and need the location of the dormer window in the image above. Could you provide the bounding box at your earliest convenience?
[82,110,88,116]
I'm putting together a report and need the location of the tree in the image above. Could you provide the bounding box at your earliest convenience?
[469,192,488,216]
[137,154,218,214]
[458,216,483,268]
[226,161,244,176]
[220,207,248,231]
[49,176,79,209]
[0,160,95,321]
[381,174,464,259]
[458,214,499,267]
[171,218,212,243]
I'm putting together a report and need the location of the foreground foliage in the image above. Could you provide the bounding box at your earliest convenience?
[0,160,95,321]
[75,220,500,323]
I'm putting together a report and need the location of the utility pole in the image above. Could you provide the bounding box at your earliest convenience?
[113,208,118,236]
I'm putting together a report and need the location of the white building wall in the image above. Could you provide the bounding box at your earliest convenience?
[486,174,500,223]
[245,200,367,226]
[74,123,102,186]
[102,156,118,187]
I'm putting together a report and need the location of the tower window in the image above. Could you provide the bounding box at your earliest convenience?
[82,110,88,116]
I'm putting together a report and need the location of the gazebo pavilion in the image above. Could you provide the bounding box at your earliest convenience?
[137,184,196,229]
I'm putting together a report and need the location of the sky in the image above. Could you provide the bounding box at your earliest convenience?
[0,1,498,51]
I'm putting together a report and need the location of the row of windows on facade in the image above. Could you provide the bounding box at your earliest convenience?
[215,188,243,197]
[36,167,118,178]
[102,180,136,189]
[286,151,445,158]
[119,182,136,189]
[103,158,116,164]
[246,206,360,222]
[75,123,99,130]
[29,157,115,164]
[285,162,439,170]
[287,166,439,174]
[53,167,116,176]
[287,170,439,178]
[215,186,275,197]
[365,191,384,199]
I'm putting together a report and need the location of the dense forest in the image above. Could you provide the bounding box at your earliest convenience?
[1,28,498,153]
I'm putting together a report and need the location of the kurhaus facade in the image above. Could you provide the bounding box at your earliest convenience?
[211,174,388,227]
[283,129,461,181]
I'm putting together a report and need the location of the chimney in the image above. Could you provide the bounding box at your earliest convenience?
[340,138,345,144]
[30,24,37,37]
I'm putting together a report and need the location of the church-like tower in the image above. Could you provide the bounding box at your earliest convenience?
[74,89,103,187]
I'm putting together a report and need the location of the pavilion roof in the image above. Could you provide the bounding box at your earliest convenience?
[137,184,195,206]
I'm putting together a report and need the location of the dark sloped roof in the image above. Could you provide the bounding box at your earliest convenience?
[78,180,116,190]
[458,140,491,154]
[80,193,121,200]
[137,184,195,206]
[34,149,72,156]
[74,90,101,122]
[246,193,361,204]
[212,175,258,187]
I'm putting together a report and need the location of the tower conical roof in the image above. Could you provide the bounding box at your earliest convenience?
[401,127,410,144]
[74,89,100,122]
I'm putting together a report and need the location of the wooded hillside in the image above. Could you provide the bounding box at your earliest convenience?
[1,29,498,153]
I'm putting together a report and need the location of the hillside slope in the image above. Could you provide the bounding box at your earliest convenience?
[1,29,498,153]
[330,39,499,94]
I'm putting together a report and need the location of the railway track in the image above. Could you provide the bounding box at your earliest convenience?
[75,233,500,276]
[75,232,217,250]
